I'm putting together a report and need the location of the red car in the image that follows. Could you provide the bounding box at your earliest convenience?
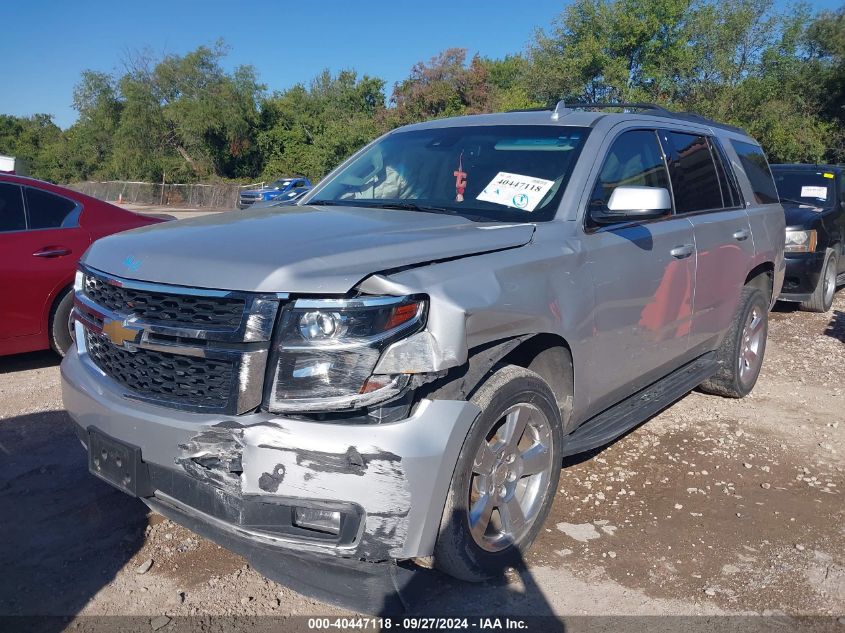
[0,175,164,357]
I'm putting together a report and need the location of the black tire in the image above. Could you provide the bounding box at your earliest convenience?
[699,286,768,398]
[433,365,563,582]
[800,250,837,313]
[49,288,74,357]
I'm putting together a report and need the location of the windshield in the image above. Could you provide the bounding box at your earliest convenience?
[772,169,837,209]
[271,179,293,190]
[310,125,589,222]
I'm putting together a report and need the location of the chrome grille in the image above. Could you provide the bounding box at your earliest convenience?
[85,330,234,410]
[75,265,284,415]
[84,271,245,329]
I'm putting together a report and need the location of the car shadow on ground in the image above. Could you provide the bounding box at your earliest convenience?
[824,309,845,343]
[0,350,60,374]
[0,410,148,629]
[386,511,564,630]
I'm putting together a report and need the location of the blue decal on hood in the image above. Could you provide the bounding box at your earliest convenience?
[123,256,141,272]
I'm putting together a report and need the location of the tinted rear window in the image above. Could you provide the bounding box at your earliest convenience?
[663,132,723,213]
[731,141,779,204]
[25,187,78,229]
[0,183,26,232]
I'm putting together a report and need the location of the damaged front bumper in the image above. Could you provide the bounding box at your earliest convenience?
[61,347,479,566]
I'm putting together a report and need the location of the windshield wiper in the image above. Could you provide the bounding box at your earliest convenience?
[367,201,497,222]
[307,199,494,222]
[365,201,454,213]
[307,199,352,206]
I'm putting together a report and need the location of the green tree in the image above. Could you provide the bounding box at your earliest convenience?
[0,113,67,182]
[64,70,122,179]
[527,0,696,103]
[526,0,835,162]
[258,70,386,181]
[388,49,492,125]
[802,7,845,161]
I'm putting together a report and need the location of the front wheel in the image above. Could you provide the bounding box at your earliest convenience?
[801,250,837,313]
[50,288,75,357]
[433,365,563,581]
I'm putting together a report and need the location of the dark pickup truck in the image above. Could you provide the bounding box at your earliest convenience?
[772,164,844,312]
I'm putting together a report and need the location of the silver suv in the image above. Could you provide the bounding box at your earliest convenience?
[62,103,785,609]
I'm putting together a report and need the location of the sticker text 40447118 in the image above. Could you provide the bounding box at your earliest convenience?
[476,171,555,211]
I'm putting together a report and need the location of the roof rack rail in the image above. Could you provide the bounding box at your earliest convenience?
[508,100,747,135]
[505,106,554,113]
[563,102,671,113]
[549,101,747,134]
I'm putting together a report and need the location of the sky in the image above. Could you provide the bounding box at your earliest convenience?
[1,0,841,130]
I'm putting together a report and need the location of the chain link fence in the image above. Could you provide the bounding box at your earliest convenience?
[68,181,266,209]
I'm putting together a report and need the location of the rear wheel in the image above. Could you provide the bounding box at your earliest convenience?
[800,250,837,313]
[49,288,75,357]
[433,365,563,581]
[699,286,768,398]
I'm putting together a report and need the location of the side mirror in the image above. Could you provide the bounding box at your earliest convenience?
[592,186,672,224]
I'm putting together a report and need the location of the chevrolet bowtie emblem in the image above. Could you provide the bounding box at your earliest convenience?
[102,318,142,347]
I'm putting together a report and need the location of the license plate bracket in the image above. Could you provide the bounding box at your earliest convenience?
[87,427,151,497]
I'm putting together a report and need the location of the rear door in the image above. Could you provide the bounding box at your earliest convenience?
[0,184,90,340]
[659,130,755,354]
[582,128,697,413]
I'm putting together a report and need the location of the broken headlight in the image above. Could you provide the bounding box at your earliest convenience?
[265,295,427,413]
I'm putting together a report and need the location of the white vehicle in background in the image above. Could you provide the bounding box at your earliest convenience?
[0,155,28,175]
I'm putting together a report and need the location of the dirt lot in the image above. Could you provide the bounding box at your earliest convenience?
[1,289,843,625]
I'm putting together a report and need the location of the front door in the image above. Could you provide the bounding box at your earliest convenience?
[582,129,696,414]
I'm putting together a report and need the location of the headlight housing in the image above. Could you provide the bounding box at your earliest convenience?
[784,229,817,253]
[265,295,427,413]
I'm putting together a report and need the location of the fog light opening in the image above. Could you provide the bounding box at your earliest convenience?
[293,507,342,535]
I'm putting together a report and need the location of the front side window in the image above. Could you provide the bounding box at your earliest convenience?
[771,169,837,209]
[0,183,26,232]
[312,125,590,222]
[588,129,670,221]
[731,140,779,204]
[662,132,723,213]
[24,187,78,229]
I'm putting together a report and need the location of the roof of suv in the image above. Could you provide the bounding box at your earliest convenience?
[400,102,749,139]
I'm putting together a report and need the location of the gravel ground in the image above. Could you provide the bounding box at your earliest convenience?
[0,293,843,625]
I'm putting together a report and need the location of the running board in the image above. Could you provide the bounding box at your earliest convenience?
[563,353,717,457]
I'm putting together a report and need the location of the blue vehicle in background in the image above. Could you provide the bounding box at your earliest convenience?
[238,177,312,209]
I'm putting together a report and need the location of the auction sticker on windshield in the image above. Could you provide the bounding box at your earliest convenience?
[801,186,827,199]
[477,172,555,211]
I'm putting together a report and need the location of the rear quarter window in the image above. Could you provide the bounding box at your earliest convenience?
[731,140,779,204]
[662,132,723,213]
[25,187,79,229]
[0,183,26,232]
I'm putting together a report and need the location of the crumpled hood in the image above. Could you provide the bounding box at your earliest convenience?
[783,203,826,228]
[82,205,535,294]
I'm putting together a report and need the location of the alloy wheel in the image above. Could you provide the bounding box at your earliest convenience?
[467,402,554,552]
[738,306,765,385]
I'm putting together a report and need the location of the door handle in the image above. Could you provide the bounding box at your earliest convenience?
[33,246,71,258]
[670,244,694,259]
[733,229,750,241]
